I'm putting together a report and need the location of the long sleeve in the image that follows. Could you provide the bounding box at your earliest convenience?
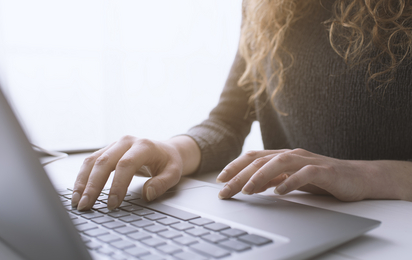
[186,52,255,174]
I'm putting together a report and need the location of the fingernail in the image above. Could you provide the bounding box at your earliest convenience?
[77,195,89,211]
[275,183,287,195]
[146,186,157,202]
[242,181,255,195]
[107,194,118,210]
[71,192,81,207]
[218,184,231,199]
[216,170,228,183]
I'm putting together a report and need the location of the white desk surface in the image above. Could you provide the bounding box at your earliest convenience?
[44,153,412,260]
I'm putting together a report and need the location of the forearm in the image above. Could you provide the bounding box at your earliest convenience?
[361,160,412,201]
[166,135,201,176]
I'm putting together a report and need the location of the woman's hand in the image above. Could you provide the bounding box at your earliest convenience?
[71,135,200,211]
[216,148,411,201]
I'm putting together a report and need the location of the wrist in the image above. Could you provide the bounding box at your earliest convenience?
[166,135,201,176]
[361,160,411,201]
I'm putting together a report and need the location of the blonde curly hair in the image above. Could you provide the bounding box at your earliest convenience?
[239,0,412,109]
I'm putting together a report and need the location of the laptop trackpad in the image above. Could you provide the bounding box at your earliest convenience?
[161,185,275,214]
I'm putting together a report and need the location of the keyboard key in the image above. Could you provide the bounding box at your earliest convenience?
[76,223,98,232]
[173,236,198,246]
[238,234,272,246]
[131,219,154,228]
[133,209,155,216]
[173,251,207,260]
[144,224,168,233]
[61,200,72,206]
[201,233,228,243]
[92,203,108,210]
[84,228,110,237]
[158,230,182,239]
[97,208,111,214]
[119,201,132,207]
[108,210,130,218]
[72,218,87,225]
[157,244,182,254]
[103,221,126,229]
[121,205,144,212]
[157,217,180,226]
[204,223,230,232]
[85,241,102,250]
[82,212,105,219]
[64,205,74,210]
[97,247,115,255]
[111,253,129,260]
[110,240,135,250]
[71,209,94,215]
[119,214,142,223]
[185,228,210,237]
[171,223,194,231]
[124,246,150,257]
[189,218,214,226]
[130,199,200,221]
[145,213,167,221]
[114,226,139,235]
[219,240,251,252]
[140,254,165,260]
[190,242,231,258]
[127,231,152,241]
[67,212,78,219]
[141,237,166,247]
[220,228,247,237]
[92,216,115,224]
[97,234,122,243]
[98,194,109,200]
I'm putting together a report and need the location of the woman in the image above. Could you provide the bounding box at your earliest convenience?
[72,0,412,211]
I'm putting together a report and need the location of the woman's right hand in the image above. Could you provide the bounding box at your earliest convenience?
[70,135,192,211]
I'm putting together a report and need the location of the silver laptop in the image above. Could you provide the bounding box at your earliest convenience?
[0,86,380,260]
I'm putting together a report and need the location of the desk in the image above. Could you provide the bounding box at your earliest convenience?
[44,154,412,260]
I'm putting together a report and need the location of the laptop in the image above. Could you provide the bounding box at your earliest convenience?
[0,86,380,260]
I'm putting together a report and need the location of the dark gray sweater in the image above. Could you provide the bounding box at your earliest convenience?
[186,1,412,175]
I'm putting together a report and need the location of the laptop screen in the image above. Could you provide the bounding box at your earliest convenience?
[0,87,91,260]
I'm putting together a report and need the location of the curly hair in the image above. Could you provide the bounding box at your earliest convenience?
[238,0,412,109]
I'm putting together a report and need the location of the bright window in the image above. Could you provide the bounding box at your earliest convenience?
[0,0,262,153]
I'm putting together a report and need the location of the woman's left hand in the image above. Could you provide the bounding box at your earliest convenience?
[216,148,389,201]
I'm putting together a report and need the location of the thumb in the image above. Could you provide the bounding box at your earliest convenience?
[142,164,181,201]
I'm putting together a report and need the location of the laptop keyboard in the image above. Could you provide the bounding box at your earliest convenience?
[58,189,273,260]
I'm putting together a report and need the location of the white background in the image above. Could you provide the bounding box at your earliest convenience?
[0,0,262,153]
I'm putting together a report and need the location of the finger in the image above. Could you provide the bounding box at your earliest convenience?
[77,138,134,210]
[216,150,288,183]
[107,144,156,209]
[254,173,289,193]
[243,151,316,194]
[218,154,276,199]
[142,161,182,202]
[275,165,332,195]
[71,143,115,207]
[298,184,331,195]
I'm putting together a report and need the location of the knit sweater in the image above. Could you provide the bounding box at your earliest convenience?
[186,1,412,175]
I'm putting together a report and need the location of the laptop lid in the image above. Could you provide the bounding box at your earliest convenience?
[0,86,91,260]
